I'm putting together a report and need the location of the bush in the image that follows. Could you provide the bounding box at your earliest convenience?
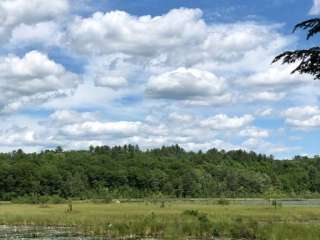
[103,197,113,203]
[49,195,66,204]
[11,194,66,204]
[230,219,259,239]
[217,198,230,205]
[198,213,211,234]
[211,222,229,238]
[39,195,50,204]
[11,194,39,204]
[91,197,113,204]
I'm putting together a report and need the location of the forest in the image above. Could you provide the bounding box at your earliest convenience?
[0,145,319,201]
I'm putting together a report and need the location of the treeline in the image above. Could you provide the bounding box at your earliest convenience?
[0,145,320,200]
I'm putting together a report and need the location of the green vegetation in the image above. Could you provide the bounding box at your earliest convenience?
[0,146,316,200]
[2,145,320,238]
[1,145,320,200]
[1,201,320,239]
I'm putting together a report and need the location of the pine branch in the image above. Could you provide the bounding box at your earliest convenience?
[272,47,320,79]
[293,18,320,39]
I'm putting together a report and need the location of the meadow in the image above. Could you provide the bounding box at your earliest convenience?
[1,200,320,239]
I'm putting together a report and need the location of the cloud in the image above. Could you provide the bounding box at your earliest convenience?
[64,8,300,110]
[239,127,270,138]
[0,126,36,147]
[83,54,143,90]
[244,91,286,102]
[242,63,309,88]
[0,0,69,26]
[309,0,320,15]
[193,22,292,75]
[242,138,293,155]
[10,21,63,46]
[0,6,304,157]
[19,109,253,153]
[60,121,142,138]
[256,108,274,117]
[200,114,254,130]
[168,112,194,124]
[0,51,80,112]
[0,105,292,156]
[42,81,122,111]
[146,68,231,105]
[283,106,320,129]
[67,9,292,76]
[1,90,73,114]
[95,76,128,89]
[46,110,98,126]
[67,8,207,56]
[237,63,312,104]
[0,0,69,43]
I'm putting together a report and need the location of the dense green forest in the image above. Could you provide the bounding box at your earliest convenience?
[0,145,319,201]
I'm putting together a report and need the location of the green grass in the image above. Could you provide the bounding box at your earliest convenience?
[1,201,320,239]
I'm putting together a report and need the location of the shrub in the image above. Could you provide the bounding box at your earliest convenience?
[217,198,230,205]
[39,195,50,204]
[11,194,66,204]
[11,194,39,204]
[103,197,113,203]
[49,195,66,204]
[230,219,259,239]
[198,213,211,234]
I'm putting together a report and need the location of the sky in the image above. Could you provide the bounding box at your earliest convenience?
[0,0,320,159]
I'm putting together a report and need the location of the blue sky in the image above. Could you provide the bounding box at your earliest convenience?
[0,0,319,159]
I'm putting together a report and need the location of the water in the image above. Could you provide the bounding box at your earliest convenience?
[0,225,105,239]
[0,225,160,240]
[235,199,320,206]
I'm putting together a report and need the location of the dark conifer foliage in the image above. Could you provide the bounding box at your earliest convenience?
[273,18,320,79]
[294,19,320,39]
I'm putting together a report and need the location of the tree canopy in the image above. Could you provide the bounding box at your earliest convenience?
[1,145,320,201]
[273,18,320,79]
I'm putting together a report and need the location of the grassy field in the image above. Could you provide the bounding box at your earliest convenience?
[1,200,320,239]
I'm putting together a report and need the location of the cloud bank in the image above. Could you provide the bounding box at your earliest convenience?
[0,4,316,158]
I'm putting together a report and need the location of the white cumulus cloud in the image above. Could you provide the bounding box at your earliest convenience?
[10,21,64,46]
[146,68,231,105]
[310,0,320,15]
[0,0,69,26]
[67,8,207,56]
[61,121,142,138]
[0,0,69,43]
[0,51,80,112]
[283,106,320,129]
[200,114,254,130]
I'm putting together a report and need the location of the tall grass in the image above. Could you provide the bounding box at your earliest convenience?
[0,201,320,239]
